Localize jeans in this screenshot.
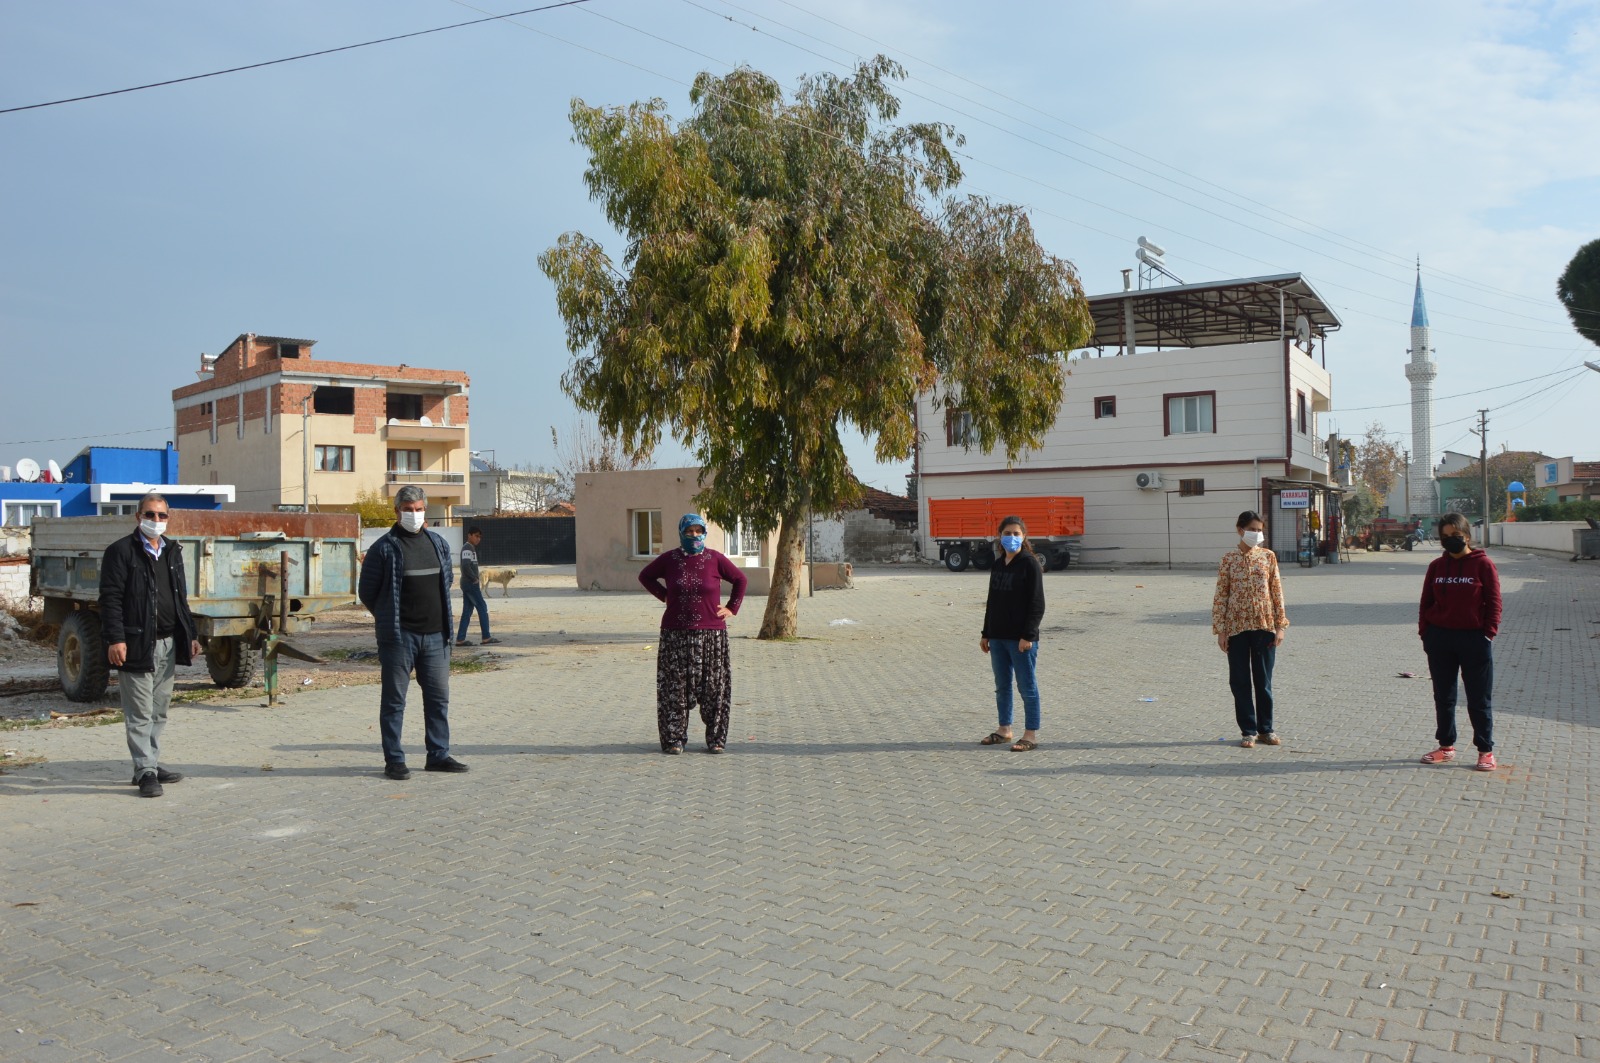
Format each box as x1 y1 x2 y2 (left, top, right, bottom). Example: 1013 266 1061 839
378 630 452 766
457 583 490 641
1226 629 1276 737
989 639 1041 732
1422 625 1494 752
121 636 176 776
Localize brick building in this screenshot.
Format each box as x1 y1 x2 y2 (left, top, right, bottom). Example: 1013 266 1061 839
171 334 470 518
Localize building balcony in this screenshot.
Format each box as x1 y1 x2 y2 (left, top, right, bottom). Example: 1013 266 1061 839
385 470 467 501
383 422 466 445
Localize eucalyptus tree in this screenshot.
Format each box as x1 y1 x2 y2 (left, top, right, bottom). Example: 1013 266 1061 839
540 57 1093 638
1557 238 1600 349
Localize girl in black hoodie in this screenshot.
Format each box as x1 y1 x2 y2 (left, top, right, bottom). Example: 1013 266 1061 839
977 516 1047 752
1417 512 1502 771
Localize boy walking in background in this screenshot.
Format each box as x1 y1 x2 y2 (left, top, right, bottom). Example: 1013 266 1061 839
1418 512 1502 771
456 526 500 647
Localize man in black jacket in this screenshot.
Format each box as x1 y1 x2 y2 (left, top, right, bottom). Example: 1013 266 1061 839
99 492 201 797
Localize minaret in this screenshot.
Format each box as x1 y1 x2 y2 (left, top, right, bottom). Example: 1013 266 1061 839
1403 268 1437 517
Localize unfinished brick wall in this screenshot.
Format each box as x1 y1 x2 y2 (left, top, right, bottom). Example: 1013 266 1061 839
420 394 446 425
354 387 383 435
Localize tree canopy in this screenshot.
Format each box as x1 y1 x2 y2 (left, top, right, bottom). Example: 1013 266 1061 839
1556 237 1600 349
540 58 1093 637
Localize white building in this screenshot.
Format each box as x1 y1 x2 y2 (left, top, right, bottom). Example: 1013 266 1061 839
915 273 1342 566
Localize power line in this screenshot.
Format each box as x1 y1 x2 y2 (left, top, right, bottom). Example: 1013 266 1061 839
0 426 172 447
0 0 594 115
1329 366 1588 414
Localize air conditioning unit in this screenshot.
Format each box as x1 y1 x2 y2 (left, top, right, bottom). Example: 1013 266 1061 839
1134 470 1164 491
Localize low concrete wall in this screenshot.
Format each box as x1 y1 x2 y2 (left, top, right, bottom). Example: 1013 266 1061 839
811 562 853 590
1489 521 1588 553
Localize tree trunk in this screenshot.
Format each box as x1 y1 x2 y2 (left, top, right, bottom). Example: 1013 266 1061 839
758 508 808 639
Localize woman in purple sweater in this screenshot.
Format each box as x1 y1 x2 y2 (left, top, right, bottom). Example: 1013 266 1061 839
638 514 749 754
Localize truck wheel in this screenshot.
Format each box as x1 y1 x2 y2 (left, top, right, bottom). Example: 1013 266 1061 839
206 636 259 689
944 546 969 572
1050 549 1071 570
59 611 110 702
972 548 994 570
1037 552 1050 573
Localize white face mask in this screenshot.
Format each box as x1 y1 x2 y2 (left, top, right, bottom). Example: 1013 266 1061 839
139 519 167 539
1242 530 1265 548
398 511 426 533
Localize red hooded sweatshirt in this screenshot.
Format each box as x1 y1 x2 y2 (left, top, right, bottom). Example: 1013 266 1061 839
1418 548 1502 638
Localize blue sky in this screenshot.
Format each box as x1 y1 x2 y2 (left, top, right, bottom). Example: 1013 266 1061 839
3 0 1598 493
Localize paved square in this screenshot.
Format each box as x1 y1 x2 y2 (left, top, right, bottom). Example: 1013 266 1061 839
2 548 1596 1062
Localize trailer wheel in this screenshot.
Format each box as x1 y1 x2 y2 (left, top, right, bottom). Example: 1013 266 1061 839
206 636 259 689
1050 549 1071 570
944 546 969 572
1037 552 1049 573
972 547 994 570
58 611 110 703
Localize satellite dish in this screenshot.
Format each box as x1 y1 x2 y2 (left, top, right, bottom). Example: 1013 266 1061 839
1294 314 1313 351
419 415 432 427
47 460 62 483
388 417 398 425
15 458 40 482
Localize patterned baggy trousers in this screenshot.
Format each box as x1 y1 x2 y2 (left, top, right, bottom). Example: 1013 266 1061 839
656 628 731 751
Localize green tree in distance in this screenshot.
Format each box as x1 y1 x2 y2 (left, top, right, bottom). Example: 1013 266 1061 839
540 58 1093 638
1556 238 1600 349
1353 421 1404 501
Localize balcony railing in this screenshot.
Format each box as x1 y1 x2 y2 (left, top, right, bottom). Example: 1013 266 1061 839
385 471 466 485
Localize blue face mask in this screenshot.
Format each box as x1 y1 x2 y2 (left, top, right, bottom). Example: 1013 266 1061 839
1000 534 1023 554
678 513 708 554
680 531 707 554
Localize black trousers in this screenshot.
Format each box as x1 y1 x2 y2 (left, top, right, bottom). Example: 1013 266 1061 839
1422 625 1494 753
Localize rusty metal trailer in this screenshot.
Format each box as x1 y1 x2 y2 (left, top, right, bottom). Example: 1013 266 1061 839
29 512 360 702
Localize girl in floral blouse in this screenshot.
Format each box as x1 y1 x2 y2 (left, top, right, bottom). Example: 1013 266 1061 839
1211 510 1289 748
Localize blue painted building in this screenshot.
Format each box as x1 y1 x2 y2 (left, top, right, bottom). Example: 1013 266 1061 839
1 444 233 525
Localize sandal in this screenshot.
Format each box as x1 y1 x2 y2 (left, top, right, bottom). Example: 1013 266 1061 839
707 745 725 754
980 732 1014 745
1010 739 1038 752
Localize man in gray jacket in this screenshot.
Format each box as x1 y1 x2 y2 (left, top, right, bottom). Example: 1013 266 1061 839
357 486 468 780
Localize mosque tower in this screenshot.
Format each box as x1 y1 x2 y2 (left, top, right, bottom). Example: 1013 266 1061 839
1403 268 1437 517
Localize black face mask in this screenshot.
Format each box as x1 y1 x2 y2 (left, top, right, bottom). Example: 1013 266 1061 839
1441 535 1467 554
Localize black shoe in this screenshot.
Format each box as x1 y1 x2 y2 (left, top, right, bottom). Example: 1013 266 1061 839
132 768 184 785
424 756 469 773
137 772 164 798
384 763 412 781
481 637 502 645
457 640 475 647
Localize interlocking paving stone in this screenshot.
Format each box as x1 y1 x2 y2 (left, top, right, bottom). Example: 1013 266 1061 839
2 549 1595 1061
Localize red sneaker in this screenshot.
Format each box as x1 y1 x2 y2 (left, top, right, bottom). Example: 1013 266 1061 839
1419 747 1456 765
1475 752 1497 772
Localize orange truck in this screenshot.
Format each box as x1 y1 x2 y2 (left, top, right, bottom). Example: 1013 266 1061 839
927 496 1085 572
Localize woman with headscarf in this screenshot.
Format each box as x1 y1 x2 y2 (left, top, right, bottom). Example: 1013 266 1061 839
638 514 749 754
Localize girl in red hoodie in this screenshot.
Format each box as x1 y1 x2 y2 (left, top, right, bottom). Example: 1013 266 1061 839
1418 512 1502 771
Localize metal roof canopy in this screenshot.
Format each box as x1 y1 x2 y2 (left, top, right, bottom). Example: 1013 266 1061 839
1083 273 1342 352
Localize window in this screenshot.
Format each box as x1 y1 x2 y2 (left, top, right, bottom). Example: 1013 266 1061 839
1179 478 1205 497
4 501 59 526
1164 391 1215 435
945 409 975 447
1296 391 1308 434
387 449 422 473
314 445 354 472
726 519 762 558
278 343 301 359
631 509 663 557
313 386 355 415
1094 396 1117 419
386 393 423 421
98 502 140 516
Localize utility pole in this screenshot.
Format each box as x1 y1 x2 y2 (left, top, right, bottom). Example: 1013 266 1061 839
1476 409 1490 548
1401 449 1411 520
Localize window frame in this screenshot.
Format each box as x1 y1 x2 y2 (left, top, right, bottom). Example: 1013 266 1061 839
727 519 762 558
630 509 664 557
313 444 355 472
386 393 424 422
3 501 61 526
313 385 356 415
1163 390 1217 436
387 448 423 473
1094 395 1117 419
945 408 975 447
1296 390 1308 435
